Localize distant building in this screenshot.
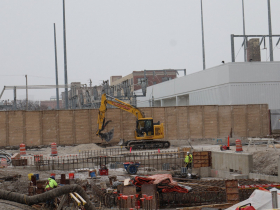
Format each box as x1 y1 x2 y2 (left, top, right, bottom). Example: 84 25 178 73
0 100 13 110
110 69 177 97
135 62 280 109
40 96 63 110
61 82 103 109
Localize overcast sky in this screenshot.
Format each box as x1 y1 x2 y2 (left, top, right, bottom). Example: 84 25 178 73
0 0 279 101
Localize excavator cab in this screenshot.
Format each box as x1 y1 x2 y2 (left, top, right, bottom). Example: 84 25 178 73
136 119 154 137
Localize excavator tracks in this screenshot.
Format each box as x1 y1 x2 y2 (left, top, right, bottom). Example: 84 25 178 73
124 140 170 150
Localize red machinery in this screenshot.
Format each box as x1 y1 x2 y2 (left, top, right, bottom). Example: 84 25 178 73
98 156 108 176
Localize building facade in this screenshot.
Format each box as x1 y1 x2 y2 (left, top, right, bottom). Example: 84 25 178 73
110 70 178 94
135 62 280 109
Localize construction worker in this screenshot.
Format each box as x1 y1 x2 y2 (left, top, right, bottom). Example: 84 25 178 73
45 176 58 207
184 152 193 169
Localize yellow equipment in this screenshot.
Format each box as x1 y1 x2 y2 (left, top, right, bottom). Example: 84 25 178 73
96 93 170 150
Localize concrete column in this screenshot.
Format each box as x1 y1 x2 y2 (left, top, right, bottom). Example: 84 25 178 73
176 96 178 106
161 99 163 107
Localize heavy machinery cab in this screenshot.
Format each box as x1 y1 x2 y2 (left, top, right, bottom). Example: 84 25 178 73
136 118 155 137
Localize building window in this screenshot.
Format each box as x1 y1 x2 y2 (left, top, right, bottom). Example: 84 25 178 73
131 78 133 85
162 77 172 82
138 78 144 84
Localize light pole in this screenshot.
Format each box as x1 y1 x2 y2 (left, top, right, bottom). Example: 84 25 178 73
267 0 273 61
242 0 247 62
63 0 68 109
201 0 206 70
25 75 28 110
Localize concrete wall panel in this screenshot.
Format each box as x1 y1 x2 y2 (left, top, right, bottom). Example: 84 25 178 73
90 109 100 143
218 106 232 137
177 107 188 139
42 111 57 145
189 106 203 138
59 111 74 145
166 107 177 140
8 111 24 146
248 105 261 137
75 110 90 144
261 104 269 136
204 106 218 138
121 109 135 141
141 108 152 118
0 112 6 146
232 106 247 137
26 112 40 146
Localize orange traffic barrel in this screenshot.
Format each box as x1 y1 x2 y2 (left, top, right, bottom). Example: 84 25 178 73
51 143 58 156
20 143 26 156
1 158 7 167
235 139 243 152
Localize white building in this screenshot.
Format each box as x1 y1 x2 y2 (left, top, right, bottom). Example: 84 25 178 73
135 62 280 110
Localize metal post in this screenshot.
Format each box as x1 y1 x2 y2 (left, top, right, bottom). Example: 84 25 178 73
267 0 274 61
25 75 28 110
184 69 186 76
54 23 60 110
63 0 68 109
13 86 17 110
272 190 278 208
242 0 247 62
231 34 235 62
200 0 206 70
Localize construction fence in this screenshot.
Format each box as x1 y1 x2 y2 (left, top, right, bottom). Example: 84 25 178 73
34 150 186 171
0 104 269 147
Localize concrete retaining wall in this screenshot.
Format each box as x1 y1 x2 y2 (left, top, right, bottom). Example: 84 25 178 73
0 104 269 147
211 152 280 182
212 151 253 175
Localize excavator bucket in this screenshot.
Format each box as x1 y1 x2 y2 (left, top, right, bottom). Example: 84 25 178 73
117 138 126 146
100 128 114 142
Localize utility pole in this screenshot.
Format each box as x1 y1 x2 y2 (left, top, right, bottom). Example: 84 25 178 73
201 0 206 70
13 87 17 110
25 75 28 110
63 0 68 109
242 0 247 62
54 23 60 110
267 0 274 61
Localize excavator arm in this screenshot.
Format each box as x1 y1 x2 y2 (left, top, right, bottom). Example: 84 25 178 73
96 93 144 142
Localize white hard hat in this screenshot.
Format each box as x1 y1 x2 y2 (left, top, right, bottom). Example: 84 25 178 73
187 152 190 154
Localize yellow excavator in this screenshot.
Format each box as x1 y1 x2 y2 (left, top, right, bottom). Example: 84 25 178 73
96 93 170 150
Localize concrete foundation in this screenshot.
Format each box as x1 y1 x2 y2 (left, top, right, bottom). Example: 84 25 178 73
212 151 253 175
248 173 279 182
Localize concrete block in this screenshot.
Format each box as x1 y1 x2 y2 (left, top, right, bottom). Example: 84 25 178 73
191 168 200 175
225 171 232 179
211 169 218 177
212 151 253 175
230 174 248 179
249 173 258 179
200 167 211 177
270 176 278 183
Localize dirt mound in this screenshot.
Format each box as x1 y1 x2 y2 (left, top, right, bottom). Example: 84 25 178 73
253 149 280 175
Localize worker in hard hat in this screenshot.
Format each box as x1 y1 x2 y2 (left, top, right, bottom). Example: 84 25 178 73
184 152 193 169
45 176 58 207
